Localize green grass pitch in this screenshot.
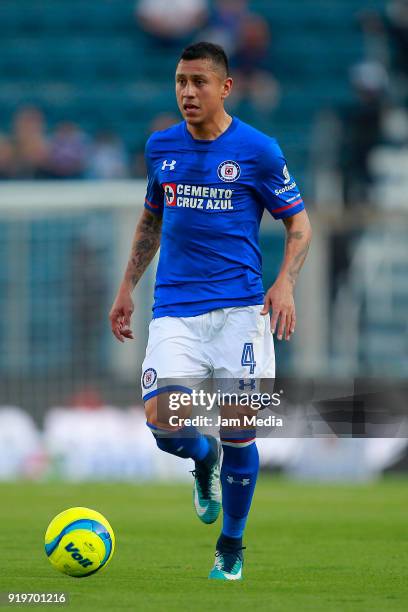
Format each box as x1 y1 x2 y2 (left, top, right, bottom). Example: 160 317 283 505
0 476 407 611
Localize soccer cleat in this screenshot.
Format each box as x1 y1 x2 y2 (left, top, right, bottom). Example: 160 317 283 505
191 436 221 524
208 548 244 581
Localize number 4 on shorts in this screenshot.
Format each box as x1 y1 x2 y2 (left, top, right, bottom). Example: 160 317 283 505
241 342 256 375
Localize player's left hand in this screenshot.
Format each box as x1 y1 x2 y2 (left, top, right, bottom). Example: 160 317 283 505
261 279 296 341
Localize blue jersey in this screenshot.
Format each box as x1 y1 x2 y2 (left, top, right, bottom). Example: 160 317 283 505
144 117 305 318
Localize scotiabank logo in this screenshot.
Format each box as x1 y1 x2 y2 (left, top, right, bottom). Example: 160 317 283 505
163 183 176 206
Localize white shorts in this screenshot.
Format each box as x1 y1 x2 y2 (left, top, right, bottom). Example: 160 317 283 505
141 305 275 401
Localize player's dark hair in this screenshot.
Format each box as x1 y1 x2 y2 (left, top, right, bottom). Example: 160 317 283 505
179 42 230 77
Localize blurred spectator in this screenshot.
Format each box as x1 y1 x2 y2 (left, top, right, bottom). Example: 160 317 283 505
47 122 90 179
68 388 105 409
232 14 280 112
358 10 389 67
136 0 208 45
132 112 179 178
233 13 271 74
0 135 16 180
385 0 408 76
200 1 279 111
12 106 50 179
199 0 248 56
338 61 389 206
87 131 129 179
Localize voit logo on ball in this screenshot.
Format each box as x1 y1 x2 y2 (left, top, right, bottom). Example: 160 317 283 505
217 160 241 182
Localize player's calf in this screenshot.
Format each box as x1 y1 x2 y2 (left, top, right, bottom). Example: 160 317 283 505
144 393 214 463
208 428 259 579
145 393 221 524
191 435 222 524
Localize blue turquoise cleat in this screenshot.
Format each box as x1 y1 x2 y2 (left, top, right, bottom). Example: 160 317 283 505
191 436 221 525
208 548 244 581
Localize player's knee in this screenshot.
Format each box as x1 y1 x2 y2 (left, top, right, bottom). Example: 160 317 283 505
144 397 159 427
144 395 180 430
144 393 192 430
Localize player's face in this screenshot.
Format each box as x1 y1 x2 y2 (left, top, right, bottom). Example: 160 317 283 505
175 59 232 126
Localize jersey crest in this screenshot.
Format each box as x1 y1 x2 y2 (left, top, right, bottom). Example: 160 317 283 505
217 160 241 182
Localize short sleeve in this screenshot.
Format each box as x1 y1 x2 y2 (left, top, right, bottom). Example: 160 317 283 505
144 138 164 216
257 139 305 219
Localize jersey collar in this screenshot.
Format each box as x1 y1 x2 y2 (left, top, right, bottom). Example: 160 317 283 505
183 116 238 146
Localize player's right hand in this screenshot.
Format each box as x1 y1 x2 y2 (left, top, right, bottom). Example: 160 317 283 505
109 288 134 343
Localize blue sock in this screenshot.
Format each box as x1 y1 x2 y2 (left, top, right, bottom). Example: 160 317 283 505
147 423 210 462
220 436 259 539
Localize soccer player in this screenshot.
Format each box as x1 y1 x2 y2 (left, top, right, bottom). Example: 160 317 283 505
109 42 312 581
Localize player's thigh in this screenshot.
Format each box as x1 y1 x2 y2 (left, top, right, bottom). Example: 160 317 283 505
212 305 275 432
213 305 275 379
141 316 209 428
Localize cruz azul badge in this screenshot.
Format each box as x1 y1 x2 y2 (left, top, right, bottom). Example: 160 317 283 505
142 368 157 389
217 160 241 182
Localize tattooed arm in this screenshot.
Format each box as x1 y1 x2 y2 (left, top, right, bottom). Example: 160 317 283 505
121 209 162 291
109 209 162 342
261 210 312 341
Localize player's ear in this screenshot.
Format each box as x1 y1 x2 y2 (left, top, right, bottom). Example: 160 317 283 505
221 77 233 100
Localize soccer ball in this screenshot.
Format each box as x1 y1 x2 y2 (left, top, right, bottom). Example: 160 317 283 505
44 507 115 577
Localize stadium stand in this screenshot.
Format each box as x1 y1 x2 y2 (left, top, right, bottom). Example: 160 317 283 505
0 0 386 184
